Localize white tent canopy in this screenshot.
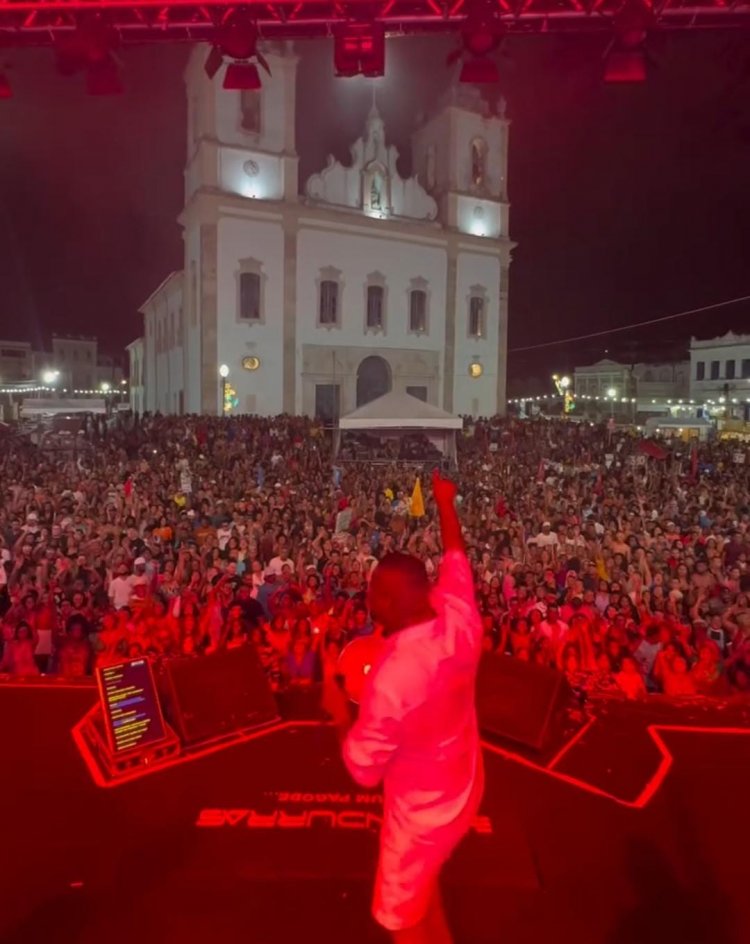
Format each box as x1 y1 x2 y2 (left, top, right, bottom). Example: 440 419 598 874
338 391 462 431
336 392 461 463
20 398 107 416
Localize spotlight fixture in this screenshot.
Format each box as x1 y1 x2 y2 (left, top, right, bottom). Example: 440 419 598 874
55 20 123 95
0 70 11 100
447 0 504 84
333 22 385 78
603 0 655 84
204 14 270 91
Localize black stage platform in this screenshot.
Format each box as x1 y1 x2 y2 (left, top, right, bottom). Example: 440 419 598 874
2 683 750 944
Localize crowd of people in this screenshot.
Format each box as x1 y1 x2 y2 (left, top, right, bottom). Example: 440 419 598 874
1 412 749 706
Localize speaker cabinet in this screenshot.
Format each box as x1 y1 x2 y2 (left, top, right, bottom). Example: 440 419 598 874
157 647 279 747
476 654 571 752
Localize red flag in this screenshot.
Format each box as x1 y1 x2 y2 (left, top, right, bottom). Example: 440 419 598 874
124 478 133 498
537 459 546 482
638 440 668 461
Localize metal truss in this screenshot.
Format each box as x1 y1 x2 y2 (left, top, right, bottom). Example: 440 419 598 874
0 0 749 45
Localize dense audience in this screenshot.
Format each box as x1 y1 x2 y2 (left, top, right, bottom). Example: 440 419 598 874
1 412 749 706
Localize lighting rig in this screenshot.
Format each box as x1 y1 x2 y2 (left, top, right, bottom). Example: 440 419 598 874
0 0 748 97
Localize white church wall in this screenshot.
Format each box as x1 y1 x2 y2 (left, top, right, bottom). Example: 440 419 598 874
216 214 286 415
184 227 202 414
453 251 501 417
220 147 285 201
296 224 448 353
212 65 290 154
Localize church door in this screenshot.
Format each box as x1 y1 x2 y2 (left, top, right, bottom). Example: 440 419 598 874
356 356 391 407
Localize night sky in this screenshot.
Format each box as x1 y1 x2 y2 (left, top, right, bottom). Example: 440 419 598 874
1 31 750 388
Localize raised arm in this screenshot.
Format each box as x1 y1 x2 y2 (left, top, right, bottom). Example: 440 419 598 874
432 469 464 555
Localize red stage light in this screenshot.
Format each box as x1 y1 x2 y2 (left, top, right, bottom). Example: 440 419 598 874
218 17 260 62
205 14 270 90
613 0 655 49
0 71 11 99
334 23 385 77
603 49 647 84
447 0 503 85
223 62 262 91
460 56 500 84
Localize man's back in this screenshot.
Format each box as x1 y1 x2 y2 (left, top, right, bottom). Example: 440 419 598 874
344 549 482 829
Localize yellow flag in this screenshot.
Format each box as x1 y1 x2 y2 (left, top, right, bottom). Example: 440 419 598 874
410 477 425 518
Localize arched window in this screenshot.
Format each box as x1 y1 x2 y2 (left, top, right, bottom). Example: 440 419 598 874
319 281 339 326
408 277 429 334
240 90 261 133
470 138 486 188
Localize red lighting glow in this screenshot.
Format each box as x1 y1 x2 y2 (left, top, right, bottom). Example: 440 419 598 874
459 56 500 83
604 49 647 83
0 71 11 98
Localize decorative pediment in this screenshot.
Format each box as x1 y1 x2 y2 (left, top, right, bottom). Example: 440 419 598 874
305 101 437 223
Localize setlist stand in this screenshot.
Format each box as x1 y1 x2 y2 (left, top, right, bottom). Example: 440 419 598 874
77 658 181 785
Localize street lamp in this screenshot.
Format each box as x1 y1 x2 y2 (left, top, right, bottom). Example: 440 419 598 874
606 387 617 419
42 369 59 386
219 364 229 415
100 382 111 394
552 374 572 416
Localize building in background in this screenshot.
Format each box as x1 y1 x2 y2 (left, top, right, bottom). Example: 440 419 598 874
573 358 689 416
0 334 123 394
690 332 750 422
0 341 34 384
126 337 145 416
130 43 513 419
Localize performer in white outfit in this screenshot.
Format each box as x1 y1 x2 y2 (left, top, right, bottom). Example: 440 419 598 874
342 469 484 943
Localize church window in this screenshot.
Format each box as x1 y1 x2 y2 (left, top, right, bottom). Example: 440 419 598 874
469 294 486 339
409 287 428 334
319 280 339 326
366 286 384 330
240 90 261 134
239 272 261 321
237 259 264 323
470 138 486 188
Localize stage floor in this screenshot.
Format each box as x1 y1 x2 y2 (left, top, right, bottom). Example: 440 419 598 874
2 685 750 944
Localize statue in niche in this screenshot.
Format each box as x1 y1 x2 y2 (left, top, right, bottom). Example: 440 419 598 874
370 173 383 210
471 140 485 188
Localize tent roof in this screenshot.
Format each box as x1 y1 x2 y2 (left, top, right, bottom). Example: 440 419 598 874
339 391 463 430
645 415 714 428
21 398 107 416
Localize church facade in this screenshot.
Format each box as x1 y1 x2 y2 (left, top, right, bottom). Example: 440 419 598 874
133 44 513 419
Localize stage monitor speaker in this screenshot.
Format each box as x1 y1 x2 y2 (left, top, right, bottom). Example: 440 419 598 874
158 647 279 747
476 654 571 752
